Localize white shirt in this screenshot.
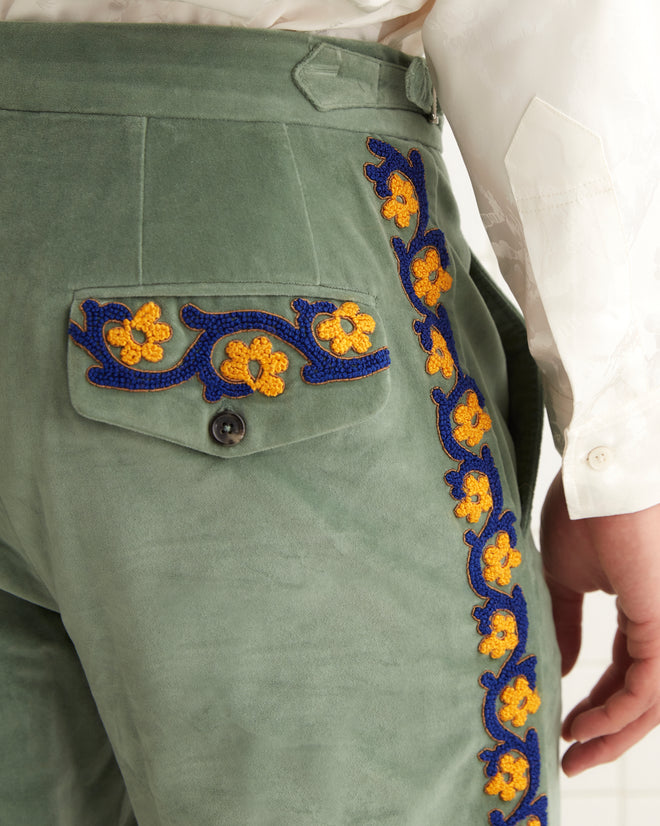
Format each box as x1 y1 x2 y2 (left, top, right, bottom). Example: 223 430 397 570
3 0 659 520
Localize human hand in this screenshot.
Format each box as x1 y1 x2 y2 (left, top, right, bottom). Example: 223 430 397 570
540 472 660 776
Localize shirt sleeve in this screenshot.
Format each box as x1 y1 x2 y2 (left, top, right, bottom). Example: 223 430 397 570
422 0 660 519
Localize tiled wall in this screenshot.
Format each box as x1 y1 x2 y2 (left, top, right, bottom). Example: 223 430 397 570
443 124 660 823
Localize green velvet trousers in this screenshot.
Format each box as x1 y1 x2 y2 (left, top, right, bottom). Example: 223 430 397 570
0 23 560 826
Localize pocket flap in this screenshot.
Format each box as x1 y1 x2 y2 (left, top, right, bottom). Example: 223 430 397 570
68 283 391 458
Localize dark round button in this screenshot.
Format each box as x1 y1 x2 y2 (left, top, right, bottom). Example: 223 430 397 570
209 410 246 446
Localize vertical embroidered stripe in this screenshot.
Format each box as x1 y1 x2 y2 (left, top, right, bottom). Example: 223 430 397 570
364 138 547 826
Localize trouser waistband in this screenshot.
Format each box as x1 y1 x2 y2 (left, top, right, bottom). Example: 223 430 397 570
0 22 441 138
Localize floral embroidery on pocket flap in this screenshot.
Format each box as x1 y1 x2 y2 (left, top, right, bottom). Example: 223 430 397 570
67 284 390 458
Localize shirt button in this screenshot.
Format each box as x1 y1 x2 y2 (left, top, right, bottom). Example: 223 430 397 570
209 410 246 446
586 446 611 471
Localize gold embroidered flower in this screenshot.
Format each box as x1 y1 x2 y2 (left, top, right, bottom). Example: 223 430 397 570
106 301 172 366
484 752 530 802
483 532 522 587
411 248 453 307
453 472 493 523
478 612 519 659
220 336 289 397
453 391 492 447
527 818 542 826
381 173 419 228
425 328 454 378
316 302 376 355
499 676 541 728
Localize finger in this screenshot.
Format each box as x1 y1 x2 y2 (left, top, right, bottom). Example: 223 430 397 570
563 630 631 740
562 703 660 776
562 661 624 741
618 612 660 663
569 656 660 743
563 630 629 740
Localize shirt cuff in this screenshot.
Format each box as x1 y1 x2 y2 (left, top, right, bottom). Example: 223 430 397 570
561 388 660 519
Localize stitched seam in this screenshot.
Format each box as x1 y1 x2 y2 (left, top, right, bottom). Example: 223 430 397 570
512 177 612 202
137 116 148 286
0 107 441 151
515 187 615 213
282 122 321 285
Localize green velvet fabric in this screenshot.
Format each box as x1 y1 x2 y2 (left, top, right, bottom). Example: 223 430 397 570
0 23 559 826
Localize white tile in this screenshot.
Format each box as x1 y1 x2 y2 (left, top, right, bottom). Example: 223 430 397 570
561 793 623 826
623 794 660 823
560 758 621 794
622 726 660 793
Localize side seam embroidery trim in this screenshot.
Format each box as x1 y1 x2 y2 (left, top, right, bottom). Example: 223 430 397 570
364 137 547 826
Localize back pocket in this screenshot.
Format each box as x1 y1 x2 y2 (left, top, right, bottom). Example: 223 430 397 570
67 282 390 458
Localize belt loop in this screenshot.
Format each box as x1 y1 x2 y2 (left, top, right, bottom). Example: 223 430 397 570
292 43 381 112
404 56 437 121
292 42 438 120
